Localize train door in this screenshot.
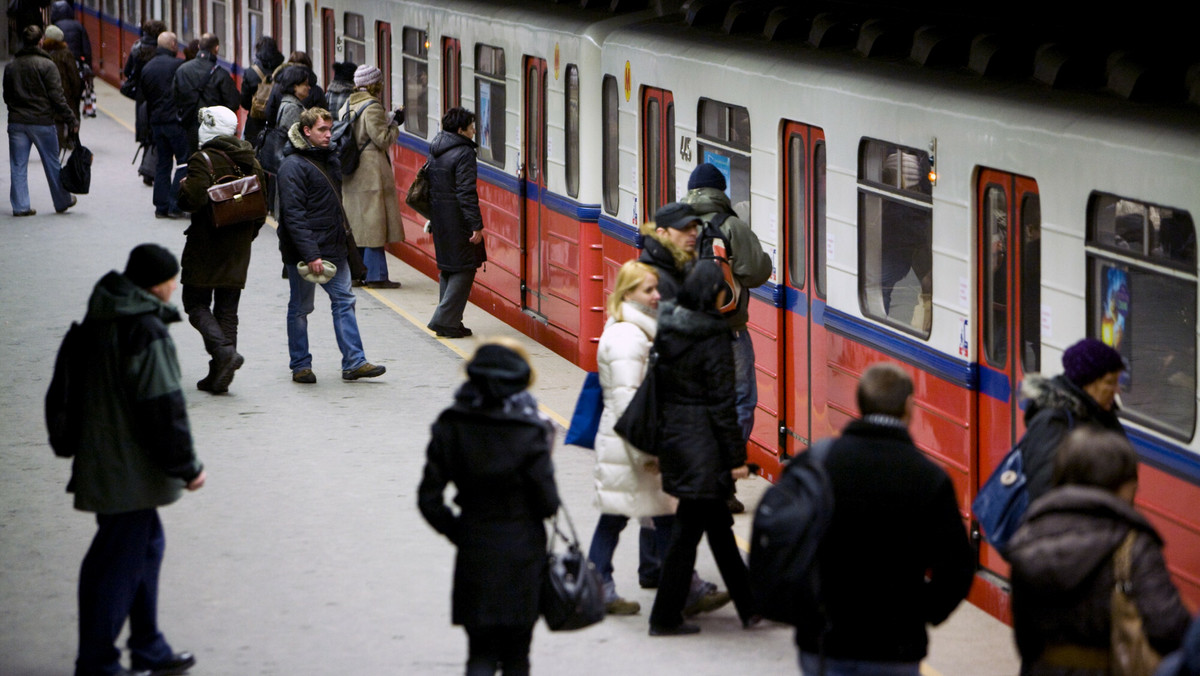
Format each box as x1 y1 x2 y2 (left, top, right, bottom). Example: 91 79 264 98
778 121 828 473
521 56 548 318
975 168 1041 575
640 87 675 222
320 8 335 86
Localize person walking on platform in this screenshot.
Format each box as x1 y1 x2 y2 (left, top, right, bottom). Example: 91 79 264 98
1007 427 1188 676
418 339 560 676
41 25 82 149
343 64 405 289
123 19 166 187
794 362 974 675
4 24 78 217
239 35 284 146
277 107 386 384
638 202 700 301
140 31 187 219
324 61 357 122
47 243 205 676
176 106 266 394
426 106 486 338
50 0 91 66
172 33 239 154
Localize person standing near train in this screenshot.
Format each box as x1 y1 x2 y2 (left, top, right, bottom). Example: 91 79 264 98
638 202 701 301
426 106 486 339
171 33 239 155
341 64 405 289
239 35 284 146
324 61 357 122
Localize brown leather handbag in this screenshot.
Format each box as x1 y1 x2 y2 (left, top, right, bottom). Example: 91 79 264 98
200 150 267 227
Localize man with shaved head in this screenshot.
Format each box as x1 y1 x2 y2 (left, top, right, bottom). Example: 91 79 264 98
139 30 188 218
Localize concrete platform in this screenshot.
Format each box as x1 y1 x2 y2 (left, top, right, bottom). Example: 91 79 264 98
0 71 1020 675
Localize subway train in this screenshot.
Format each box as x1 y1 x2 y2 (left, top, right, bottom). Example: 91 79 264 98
74 0 1200 621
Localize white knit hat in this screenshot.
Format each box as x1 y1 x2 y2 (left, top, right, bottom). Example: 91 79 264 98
353 64 383 87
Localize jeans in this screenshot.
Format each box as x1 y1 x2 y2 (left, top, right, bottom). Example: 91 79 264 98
799 653 920 676
587 514 673 598
732 329 758 444
429 269 476 330
362 246 391 282
8 123 73 213
76 510 174 676
285 260 367 372
151 123 189 215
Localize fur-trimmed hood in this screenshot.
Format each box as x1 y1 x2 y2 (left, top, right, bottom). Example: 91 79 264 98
1019 373 1089 421
655 300 728 362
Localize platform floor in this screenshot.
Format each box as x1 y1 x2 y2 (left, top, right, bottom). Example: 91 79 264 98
0 72 1021 675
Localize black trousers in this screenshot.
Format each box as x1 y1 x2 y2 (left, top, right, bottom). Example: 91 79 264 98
182 285 242 358
464 624 533 676
649 497 754 628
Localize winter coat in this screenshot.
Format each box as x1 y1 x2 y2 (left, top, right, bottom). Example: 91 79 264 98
140 48 184 126
652 300 744 499
418 384 560 627
637 225 690 302
797 416 975 661
683 186 773 331
1008 486 1189 676
594 302 677 517
264 62 325 124
50 1 90 63
239 52 283 143
342 92 403 248
177 136 267 288
172 51 239 133
1019 374 1128 503
3 46 75 125
428 129 487 272
57 271 204 514
275 94 305 135
44 41 80 136
123 34 155 83
325 80 354 121
277 123 348 266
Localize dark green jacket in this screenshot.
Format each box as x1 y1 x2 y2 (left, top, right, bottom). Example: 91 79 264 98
683 186 773 331
68 272 202 514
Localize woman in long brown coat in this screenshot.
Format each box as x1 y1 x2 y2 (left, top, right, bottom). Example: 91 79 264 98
342 64 405 288
42 26 81 149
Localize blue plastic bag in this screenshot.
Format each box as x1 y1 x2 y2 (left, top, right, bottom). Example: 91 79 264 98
564 372 603 449
972 444 1029 554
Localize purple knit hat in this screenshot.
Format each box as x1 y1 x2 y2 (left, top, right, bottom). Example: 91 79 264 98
1062 338 1125 387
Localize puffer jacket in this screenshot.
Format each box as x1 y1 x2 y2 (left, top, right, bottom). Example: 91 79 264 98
61 271 203 514
3 46 75 125
1008 486 1189 676
1019 373 1128 502
637 223 691 302
652 300 744 499
683 186 772 330
50 1 91 63
177 135 267 288
343 91 403 248
594 302 676 517
276 123 348 265
428 129 486 272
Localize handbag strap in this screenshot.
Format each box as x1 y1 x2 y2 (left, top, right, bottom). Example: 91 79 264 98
1114 530 1137 589
547 503 582 552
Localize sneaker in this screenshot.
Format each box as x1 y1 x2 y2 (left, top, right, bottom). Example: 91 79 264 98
292 368 317 384
683 590 731 617
605 597 641 615
343 362 386 380
56 195 77 213
351 279 366 287
364 280 402 289
648 622 701 636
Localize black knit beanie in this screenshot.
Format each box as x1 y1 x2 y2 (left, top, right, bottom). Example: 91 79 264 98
688 162 726 191
467 344 531 400
124 244 179 289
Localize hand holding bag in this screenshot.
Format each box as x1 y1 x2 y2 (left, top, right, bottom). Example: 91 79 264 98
541 504 605 632
972 444 1028 554
405 161 432 219
199 151 267 227
613 350 660 455
564 372 603 449
1111 531 1162 676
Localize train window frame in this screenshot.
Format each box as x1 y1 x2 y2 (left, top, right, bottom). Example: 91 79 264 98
814 140 827 299
696 97 750 224
602 74 618 215
376 22 392 111
565 64 580 199
247 0 263 59
1021 193 1042 374
857 138 934 339
343 12 366 70
320 8 334 85
180 0 194 43
1086 191 1197 441
982 183 1008 368
474 43 506 168
271 0 282 49
287 0 296 53
442 37 461 114
210 0 227 53
123 0 139 32
303 2 312 54
402 26 428 138
641 86 675 221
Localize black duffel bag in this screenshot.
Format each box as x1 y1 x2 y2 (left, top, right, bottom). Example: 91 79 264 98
540 505 605 632
60 139 93 195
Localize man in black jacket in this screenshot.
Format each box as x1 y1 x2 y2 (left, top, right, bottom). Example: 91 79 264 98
49 0 90 64
140 31 187 218
172 33 239 154
277 107 385 384
795 363 974 675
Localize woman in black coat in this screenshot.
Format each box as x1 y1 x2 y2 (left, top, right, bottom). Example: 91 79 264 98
419 339 560 675
646 262 756 635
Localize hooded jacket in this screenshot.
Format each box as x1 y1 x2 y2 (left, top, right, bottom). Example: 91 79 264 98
683 186 772 331
50 1 91 63
428 129 486 272
637 223 692 302
62 272 203 514
276 122 348 265
3 45 75 125
1008 486 1188 675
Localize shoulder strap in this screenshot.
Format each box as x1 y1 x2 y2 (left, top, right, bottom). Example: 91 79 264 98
251 64 265 81
1113 530 1137 585
198 151 216 180
299 155 351 229
206 148 245 177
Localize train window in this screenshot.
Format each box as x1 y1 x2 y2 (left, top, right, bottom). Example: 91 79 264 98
565 65 580 198
1087 192 1197 440
123 0 139 31
646 99 660 213
642 87 675 220
814 141 827 298
181 0 194 42
376 22 392 110
402 26 427 137
786 134 805 289
602 74 618 215
104 0 115 20
1021 194 1041 373
983 185 1008 367
247 0 263 56
696 98 750 224
343 13 365 68
442 37 461 113
857 139 934 338
303 2 312 54
211 0 226 50
288 0 296 53
320 8 334 84
474 44 506 167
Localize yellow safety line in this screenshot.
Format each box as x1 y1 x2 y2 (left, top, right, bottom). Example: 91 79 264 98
96 102 135 133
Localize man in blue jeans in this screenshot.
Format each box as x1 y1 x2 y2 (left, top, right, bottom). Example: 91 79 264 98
277 106 385 384
4 24 78 216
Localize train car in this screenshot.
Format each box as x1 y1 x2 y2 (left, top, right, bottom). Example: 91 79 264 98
74 0 1200 623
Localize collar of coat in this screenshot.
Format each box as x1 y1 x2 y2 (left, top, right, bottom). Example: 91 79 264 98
615 301 658 341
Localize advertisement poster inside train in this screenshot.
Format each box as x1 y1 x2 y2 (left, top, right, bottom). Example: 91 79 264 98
1100 264 1132 387
703 151 732 200
479 82 492 156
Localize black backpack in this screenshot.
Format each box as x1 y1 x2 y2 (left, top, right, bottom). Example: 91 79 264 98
748 438 834 630
331 99 378 175
697 212 740 316
45 322 87 458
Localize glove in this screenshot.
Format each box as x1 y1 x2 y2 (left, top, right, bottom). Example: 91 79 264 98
392 108 405 125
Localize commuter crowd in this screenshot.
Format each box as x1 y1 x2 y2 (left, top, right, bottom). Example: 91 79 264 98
16 15 1200 676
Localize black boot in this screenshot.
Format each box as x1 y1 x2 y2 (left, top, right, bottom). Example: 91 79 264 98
210 347 244 394
197 360 217 392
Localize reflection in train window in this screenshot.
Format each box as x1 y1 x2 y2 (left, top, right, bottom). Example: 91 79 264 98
1021 194 1041 373
602 74 618 215
343 13 365 68
696 98 750 224
181 0 194 42
442 37 460 113
402 26 427 138
247 0 262 56
211 0 226 50
474 44 506 167
1087 193 1196 440
565 65 579 198
786 133 805 289
857 139 934 338
104 0 115 20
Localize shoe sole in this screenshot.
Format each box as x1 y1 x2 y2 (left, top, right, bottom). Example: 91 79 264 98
211 353 244 393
